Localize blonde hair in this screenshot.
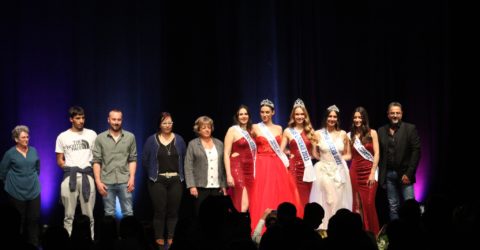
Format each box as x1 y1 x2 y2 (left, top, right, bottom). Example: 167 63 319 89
193 116 214 134
287 106 317 144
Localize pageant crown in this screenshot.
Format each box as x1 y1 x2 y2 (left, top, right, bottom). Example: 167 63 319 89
260 99 275 108
293 98 305 108
327 104 340 112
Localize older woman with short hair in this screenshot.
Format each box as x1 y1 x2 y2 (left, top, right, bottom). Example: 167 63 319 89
184 116 227 216
0 125 41 247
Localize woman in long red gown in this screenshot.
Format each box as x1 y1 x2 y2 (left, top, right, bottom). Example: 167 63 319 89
249 99 302 233
349 106 380 235
280 99 317 208
224 105 255 212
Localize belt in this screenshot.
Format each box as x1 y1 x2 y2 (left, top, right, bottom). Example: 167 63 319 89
159 172 179 178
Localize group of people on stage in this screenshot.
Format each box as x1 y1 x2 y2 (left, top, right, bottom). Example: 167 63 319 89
0 100 421 249
222 99 420 239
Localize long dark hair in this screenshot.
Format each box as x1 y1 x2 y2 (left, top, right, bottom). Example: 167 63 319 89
349 106 372 144
233 104 253 131
321 109 341 131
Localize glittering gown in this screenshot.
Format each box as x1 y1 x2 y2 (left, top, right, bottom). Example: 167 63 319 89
229 137 255 212
309 130 352 230
350 141 379 235
288 132 313 208
250 136 303 233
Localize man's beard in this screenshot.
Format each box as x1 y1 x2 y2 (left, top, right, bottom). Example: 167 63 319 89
111 125 121 131
390 121 400 129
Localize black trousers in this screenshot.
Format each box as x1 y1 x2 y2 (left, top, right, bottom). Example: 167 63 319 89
147 176 183 239
193 187 223 217
9 194 40 247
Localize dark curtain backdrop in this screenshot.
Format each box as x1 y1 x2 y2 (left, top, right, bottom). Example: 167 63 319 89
1 0 454 225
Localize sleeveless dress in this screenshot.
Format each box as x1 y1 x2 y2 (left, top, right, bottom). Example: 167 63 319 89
229 137 255 212
250 135 303 233
288 132 313 208
350 141 379 235
309 130 352 230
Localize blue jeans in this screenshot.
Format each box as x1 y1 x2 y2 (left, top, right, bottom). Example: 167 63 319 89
103 183 133 216
386 170 415 221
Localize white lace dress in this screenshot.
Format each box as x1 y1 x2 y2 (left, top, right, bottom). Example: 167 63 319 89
309 129 352 230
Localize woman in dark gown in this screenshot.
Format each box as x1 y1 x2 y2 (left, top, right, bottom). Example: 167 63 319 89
349 106 380 235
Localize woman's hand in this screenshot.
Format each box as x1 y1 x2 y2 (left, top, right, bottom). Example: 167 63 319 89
190 187 198 198
367 173 376 188
227 174 235 187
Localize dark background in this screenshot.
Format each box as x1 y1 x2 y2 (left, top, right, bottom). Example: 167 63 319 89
1 0 459 227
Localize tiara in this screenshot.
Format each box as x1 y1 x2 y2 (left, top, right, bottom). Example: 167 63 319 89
327 104 340 112
293 98 305 108
260 99 274 108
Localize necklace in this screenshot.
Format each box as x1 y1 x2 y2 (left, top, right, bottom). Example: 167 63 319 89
158 133 174 156
165 142 173 156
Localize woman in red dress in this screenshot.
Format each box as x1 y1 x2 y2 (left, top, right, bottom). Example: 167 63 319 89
280 99 317 208
349 106 380 235
224 105 255 212
249 99 302 233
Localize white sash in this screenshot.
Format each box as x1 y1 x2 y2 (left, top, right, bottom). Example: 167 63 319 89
321 129 347 184
348 132 378 181
289 128 316 182
258 122 289 167
234 125 257 176
321 129 343 166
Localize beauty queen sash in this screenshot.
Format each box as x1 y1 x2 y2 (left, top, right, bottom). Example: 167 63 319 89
347 132 378 181
258 122 289 167
234 125 257 176
289 128 316 182
321 129 343 166
321 129 346 184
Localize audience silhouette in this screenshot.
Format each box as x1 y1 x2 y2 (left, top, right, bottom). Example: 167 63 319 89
2 187 478 250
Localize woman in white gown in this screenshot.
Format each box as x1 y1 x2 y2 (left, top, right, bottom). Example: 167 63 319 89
310 105 352 230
